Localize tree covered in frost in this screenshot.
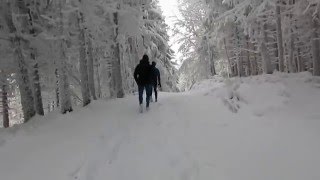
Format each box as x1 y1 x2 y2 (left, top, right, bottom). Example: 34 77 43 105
0 0 176 127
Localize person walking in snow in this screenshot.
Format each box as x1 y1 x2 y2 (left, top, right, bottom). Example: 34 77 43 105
134 55 152 112
150 61 161 102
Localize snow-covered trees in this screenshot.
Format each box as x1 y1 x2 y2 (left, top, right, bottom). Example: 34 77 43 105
176 0 320 90
0 0 176 126
142 0 177 91
173 0 215 90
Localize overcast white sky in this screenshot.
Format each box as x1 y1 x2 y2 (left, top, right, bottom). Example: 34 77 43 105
158 0 182 66
158 0 179 21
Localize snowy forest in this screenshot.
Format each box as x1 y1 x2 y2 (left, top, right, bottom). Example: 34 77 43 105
176 0 320 90
0 0 177 127
1 0 320 179
1 0 320 127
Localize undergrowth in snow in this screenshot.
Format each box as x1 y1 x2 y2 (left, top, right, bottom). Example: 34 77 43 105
191 72 320 116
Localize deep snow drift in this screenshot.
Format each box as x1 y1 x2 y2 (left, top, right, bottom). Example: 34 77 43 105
1 72 320 180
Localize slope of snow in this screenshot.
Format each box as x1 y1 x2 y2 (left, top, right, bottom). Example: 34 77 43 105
1 72 320 180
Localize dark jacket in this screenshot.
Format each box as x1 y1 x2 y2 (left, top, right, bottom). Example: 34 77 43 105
150 65 161 86
134 59 151 85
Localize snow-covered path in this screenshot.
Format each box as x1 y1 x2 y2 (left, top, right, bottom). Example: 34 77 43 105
1 74 320 180
90 93 233 180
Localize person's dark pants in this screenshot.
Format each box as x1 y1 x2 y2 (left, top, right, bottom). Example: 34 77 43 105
151 83 158 101
138 84 152 107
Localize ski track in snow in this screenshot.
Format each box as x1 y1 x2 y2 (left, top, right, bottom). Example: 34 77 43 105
1 73 320 180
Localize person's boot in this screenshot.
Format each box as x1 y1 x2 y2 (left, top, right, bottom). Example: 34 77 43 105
139 104 143 113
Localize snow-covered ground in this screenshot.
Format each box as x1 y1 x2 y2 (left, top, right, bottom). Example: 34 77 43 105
1 72 320 180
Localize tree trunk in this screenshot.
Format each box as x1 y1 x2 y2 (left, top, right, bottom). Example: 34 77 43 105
87 37 97 100
95 48 102 98
26 0 44 115
4 0 36 122
58 43 73 114
260 23 273 74
109 58 116 98
312 16 320 76
252 53 258 75
233 62 238 76
58 0 72 114
288 0 297 73
96 63 102 98
297 48 305 72
78 12 91 106
288 34 297 73
55 68 60 107
308 52 313 73
209 47 216 76
250 42 258 75
112 8 125 98
276 3 285 72
14 38 36 122
1 76 9 128
223 38 232 77
129 37 140 66
31 50 44 115
235 25 243 77
246 35 251 76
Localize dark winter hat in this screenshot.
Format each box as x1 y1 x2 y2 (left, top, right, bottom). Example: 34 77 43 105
142 54 149 61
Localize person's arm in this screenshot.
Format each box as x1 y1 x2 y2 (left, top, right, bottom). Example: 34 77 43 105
134 66 139 84
157 69 161 87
